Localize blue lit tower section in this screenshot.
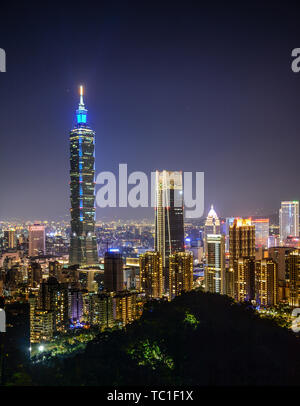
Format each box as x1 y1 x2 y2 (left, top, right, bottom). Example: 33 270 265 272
69 86 98 266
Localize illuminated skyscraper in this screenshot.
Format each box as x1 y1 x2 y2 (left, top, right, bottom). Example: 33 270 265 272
228 218 255 299
154 170 184 288
279 201 299 244
169 251 193 300
205 234 225 294
255 258 278 307
253 219 269 248
28 224 45 257
69 86 98 266
139 251 163 299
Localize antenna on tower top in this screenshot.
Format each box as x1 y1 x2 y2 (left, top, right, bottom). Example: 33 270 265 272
79 85 84 107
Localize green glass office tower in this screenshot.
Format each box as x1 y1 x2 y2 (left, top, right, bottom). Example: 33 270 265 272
69 86 98 266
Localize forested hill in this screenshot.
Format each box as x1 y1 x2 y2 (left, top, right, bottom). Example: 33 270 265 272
16 291 300 385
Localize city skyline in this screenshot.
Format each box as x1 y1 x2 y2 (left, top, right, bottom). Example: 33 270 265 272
2 4 300 220
2 2 300 389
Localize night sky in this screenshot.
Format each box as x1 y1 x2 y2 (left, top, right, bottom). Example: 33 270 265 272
1 1 300 221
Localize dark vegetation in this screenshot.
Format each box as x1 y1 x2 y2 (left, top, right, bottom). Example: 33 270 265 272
4 291 300 385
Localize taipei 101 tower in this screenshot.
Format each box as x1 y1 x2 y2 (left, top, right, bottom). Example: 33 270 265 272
69 86 98 266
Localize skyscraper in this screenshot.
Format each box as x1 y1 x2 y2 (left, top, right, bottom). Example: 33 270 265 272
154 170 184 288
169 251 193 300
205 234 225 294
279 201 299 244
28 224 45 257
69 86 98 266
228 218 255 299
104 250 124 292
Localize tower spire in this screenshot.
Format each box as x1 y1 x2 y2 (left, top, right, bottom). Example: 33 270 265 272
79 85 85 108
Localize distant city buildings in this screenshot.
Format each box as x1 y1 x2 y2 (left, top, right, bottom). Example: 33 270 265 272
279 201 299 244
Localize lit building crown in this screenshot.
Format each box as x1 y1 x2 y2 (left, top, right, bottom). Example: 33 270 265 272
76 85 88 124
205 205 220 227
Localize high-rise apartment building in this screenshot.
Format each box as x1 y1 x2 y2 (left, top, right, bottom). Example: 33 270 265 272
205 234 225 294
228 218 255 299
104 250 124 292
236 257 255 302
28 224 45 257
169 251 193 300
139 251 163 299
69 86 98 266
279 201 299 244
255 258 278 307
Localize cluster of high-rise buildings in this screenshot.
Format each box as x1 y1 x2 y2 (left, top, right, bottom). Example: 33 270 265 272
203 201 300 308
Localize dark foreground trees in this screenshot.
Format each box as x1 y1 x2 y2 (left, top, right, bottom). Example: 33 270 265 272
14 291 300 385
